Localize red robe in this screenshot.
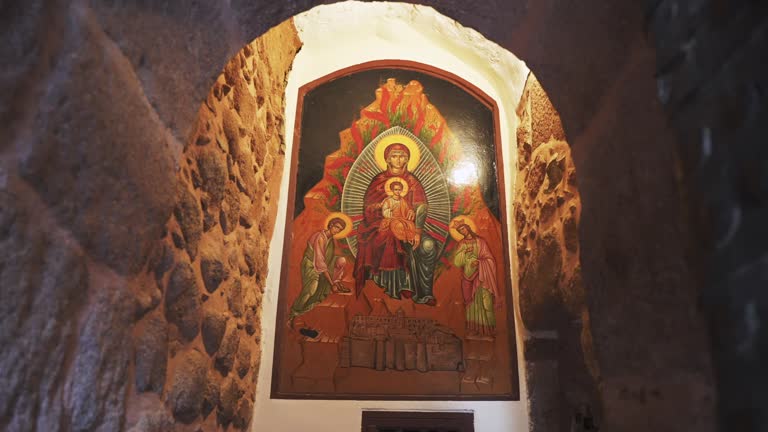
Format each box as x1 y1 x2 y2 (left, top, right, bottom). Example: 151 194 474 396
354 169 427 295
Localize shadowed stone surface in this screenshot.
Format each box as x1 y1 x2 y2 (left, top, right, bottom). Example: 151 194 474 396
201 256 229 294
1 5 297 432
132 20 300 431
0 189 88 430
515 75 600 431
135 314 168 394
65 286 135 432
228 278 244 318
0 0 46 127
126 406 175 432
174 183 203 260
202 370 222 419
198 149 228 207
233 397 254 429
220 183 242 235
215 324 240 377
149 242 174 283
236 345 252 379
571 35 716 430
167 349 207 424
133 276 162 320
245 308 258 336
647 1 768 430
217 377 244 427
17 4 175 276
165 262 201 342
202 311 227 356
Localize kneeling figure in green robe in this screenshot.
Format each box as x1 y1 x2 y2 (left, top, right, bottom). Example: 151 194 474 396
289 217 348 327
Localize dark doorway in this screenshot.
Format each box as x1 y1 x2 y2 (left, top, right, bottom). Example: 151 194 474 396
362 411 474 432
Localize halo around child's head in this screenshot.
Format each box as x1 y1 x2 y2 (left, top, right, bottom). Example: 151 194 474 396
374 134 421 171
384 176 409 196
449 216 477 241
324 212 353 239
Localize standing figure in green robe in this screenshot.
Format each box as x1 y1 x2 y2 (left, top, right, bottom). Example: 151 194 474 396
288 217 349 327
451 219 500 336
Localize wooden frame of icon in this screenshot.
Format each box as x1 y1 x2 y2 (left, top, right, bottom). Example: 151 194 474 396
272 60 519 400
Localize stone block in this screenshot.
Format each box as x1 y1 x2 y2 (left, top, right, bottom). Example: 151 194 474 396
217 377 244 428
202 311 227 356
201 255 229 294
197 149 228 207
135 314 168 393
168 349 207 424
215 324 241 377
236 345 252 379
18 10 176 276
220 183 241 235
165 262 201 342
0 189 89 429
148 242 174 283
174 183 202 260
66 285 135 432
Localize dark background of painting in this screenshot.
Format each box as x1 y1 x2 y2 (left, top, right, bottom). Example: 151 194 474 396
293 68 499 218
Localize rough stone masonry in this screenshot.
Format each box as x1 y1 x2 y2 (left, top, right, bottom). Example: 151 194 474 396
0 3 300 429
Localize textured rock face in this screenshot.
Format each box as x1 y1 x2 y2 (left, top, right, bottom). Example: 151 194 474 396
135 315 168 394
516 75 578 331
0 4 300 430
168 349 208 423
174 184 204 260
202 311 228 356
144 21 300 430
516 70 716 432
201 255 229 294
515 74 599 431
16 5 177 277
0 188 89 430
0 185 135 431
165 261 202 342
567 33 717 430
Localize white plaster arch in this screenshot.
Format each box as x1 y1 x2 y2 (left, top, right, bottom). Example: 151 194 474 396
258 2 530 431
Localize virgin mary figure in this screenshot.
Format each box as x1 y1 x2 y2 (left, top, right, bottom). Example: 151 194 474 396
353 142 438 305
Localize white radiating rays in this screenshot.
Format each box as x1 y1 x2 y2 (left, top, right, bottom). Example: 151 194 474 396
341 127 451 256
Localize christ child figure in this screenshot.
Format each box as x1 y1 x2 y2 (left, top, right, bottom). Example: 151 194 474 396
377 180 420 248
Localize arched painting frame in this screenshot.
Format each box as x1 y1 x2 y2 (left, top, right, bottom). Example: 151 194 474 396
273 60 519 401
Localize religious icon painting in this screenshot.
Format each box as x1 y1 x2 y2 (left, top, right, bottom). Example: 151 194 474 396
272 61 519 400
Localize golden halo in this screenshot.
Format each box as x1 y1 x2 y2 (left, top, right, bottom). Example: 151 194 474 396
373 134 421 171
449 216 478 241
323 212 353 239
384 177 409 196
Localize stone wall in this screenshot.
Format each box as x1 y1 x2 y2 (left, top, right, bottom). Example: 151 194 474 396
126 23 300 431
515 73 599 431
0 2 300 429
648 1 768 430
516 67 716 431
